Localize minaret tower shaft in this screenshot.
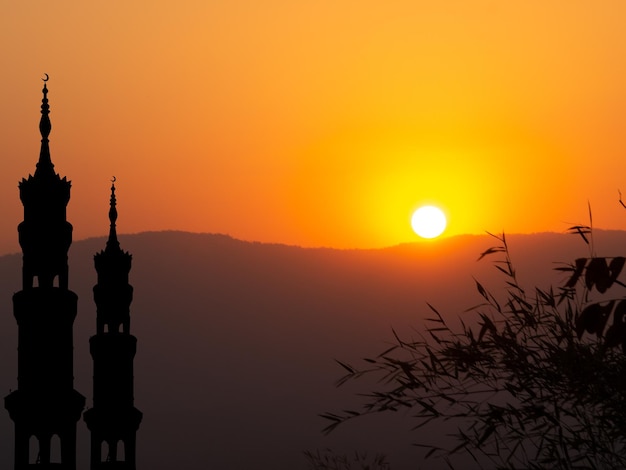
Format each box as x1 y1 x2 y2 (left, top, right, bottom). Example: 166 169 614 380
4 78 86 469
84 182 142 469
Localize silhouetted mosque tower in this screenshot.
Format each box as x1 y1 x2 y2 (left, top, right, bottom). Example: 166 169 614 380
5 78 142 469
5 78 86 468
84 181 142 469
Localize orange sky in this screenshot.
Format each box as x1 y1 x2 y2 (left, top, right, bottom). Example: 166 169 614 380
2 1 626 253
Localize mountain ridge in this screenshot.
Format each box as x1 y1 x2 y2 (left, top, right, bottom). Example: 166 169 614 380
0 229 625 469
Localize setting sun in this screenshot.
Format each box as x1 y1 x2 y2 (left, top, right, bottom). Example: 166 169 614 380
411 206 447 239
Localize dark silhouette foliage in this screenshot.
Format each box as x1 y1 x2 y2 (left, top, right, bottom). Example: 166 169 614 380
304 448 390 470
323 227 626 469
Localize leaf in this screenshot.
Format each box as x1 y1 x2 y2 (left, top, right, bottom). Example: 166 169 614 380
477 246 505 261
605 300 626 348
428 330 442 344
536 287 555 308
334 359 354 374
575 302 614 339
478 425 496 446
415 399 439 416
609 257 626 282
604 323 626 349
564 258 588 288
391 328 405 347
475 279 489 300
478 313 497 342
426 302 446 326
495 264 513 277
585 258 611 293
567 225 591 244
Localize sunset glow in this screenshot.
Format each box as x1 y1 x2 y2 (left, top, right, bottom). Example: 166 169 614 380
2 2 626 253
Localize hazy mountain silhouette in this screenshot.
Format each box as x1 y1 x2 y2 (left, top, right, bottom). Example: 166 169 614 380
0 229 624 469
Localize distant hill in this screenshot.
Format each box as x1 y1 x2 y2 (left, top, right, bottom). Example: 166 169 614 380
0 230 624 469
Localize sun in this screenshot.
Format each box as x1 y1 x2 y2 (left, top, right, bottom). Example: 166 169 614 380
411 205 447 239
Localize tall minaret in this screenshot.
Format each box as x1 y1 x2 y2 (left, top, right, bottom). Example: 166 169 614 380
4 77 86 469
84 181 142 469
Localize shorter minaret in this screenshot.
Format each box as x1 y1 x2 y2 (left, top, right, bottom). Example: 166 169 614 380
84 181 142 469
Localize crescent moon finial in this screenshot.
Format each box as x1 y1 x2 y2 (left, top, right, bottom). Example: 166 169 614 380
111 176 116 183
42 73 49 82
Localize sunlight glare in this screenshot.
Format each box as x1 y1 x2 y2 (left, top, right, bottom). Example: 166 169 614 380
411 206 447 239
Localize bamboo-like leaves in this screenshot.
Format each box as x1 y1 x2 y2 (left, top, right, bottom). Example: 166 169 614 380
567 225 592 245
575 302 614 339
323 230 626 469
604 300 626 350
560 258 588 288
561 257 626 294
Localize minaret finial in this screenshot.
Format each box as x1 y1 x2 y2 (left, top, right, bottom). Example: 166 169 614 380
106 177 121 252
35 74 54 177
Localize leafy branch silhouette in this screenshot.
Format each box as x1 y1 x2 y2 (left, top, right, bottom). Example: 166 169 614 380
323 225 626 469
304 449 390 470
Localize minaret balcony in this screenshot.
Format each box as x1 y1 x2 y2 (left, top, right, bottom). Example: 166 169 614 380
13 288 78 325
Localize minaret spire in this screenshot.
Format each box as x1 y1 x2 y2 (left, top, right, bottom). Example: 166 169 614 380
106 177 121 253
35 74 55 178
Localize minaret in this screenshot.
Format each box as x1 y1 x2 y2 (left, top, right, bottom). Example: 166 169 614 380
84 181 142 469
4 77 86 469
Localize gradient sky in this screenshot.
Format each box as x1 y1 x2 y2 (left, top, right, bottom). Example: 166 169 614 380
2 1 626 253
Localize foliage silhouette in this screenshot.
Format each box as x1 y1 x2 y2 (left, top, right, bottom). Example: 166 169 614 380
323 227 626 469
304 448 390 470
